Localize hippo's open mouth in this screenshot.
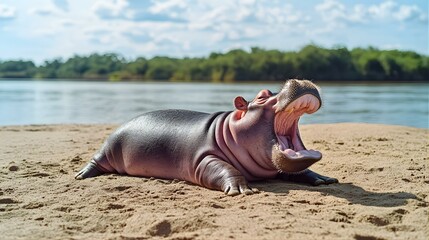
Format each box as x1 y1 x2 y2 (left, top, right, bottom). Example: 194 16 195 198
272 94 322 172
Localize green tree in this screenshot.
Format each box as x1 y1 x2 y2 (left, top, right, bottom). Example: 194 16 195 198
35 59 63 79
1 45 428 82
145 57 178 80
0 60 36 78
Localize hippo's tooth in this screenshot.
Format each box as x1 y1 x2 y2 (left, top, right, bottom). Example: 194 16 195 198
284 104 293 113
305 95 320 114
284 97 297 112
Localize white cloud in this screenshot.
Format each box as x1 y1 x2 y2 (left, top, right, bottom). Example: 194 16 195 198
30 7 58 16
316 0 370 24
350 5 368 23
92 0 131 20
0 4 16 19
256 4 305 24
394 5 427 22
315 0 428 31
30 0 71 17
149 0 186 14
186 0 309 46
92 0 185 23
315 0 345 21
60 19 74 27
368 1 396 19
367 1 427 23
238 0 255 5
53 0 69 12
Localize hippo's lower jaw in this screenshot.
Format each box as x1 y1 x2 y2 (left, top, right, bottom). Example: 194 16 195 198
272 94 322 173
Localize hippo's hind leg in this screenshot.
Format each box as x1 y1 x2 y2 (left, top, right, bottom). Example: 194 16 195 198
197 155 258 196
278 169 338 186
75 159 106 179
75 151 114 180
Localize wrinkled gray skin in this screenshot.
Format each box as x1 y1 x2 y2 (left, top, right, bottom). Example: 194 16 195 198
76 79 338 196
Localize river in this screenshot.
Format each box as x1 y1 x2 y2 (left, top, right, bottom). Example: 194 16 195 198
0 80 427 128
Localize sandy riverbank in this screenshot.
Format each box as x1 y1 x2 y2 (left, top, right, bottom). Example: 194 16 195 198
0 123 428 239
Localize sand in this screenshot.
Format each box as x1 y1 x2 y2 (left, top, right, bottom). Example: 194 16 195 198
0 123 428 240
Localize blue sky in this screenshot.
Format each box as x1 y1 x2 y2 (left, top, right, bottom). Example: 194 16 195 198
0 0 427 64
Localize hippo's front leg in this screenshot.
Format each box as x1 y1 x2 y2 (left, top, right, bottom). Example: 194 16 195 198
197 155 257 196
278 169 338 186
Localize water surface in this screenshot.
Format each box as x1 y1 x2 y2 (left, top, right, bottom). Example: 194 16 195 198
0 80 427 128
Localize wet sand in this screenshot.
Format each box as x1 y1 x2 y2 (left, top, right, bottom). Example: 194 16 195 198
0 123 428 239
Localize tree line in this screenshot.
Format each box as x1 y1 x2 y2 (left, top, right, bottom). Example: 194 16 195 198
0 45 428 82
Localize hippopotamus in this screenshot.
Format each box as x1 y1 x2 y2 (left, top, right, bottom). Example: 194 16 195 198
76 79 338 196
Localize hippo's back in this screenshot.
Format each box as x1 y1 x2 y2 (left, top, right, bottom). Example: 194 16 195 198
104 109 226 179
130 109 211 130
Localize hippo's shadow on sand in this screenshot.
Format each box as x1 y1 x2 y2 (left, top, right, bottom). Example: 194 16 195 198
253 180 421 207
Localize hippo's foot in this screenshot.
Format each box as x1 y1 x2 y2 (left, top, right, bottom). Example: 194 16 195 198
75 159 107 180
199 156 259 196
278 169 338 186
223 176 259 196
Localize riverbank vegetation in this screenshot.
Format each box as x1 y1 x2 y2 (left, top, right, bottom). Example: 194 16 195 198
0 45 428 82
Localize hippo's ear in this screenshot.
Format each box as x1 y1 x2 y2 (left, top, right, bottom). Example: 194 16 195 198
234 96 248 111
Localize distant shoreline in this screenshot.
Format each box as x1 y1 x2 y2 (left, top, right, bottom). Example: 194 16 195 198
1 45 428 82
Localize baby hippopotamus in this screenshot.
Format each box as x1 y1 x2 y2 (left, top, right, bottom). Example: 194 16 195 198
76 79 338 196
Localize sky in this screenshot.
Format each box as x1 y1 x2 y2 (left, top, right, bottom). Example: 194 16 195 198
0 0 427 64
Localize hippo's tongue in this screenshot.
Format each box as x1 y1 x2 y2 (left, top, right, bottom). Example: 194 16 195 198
276 121 322 162
277 133 322 161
